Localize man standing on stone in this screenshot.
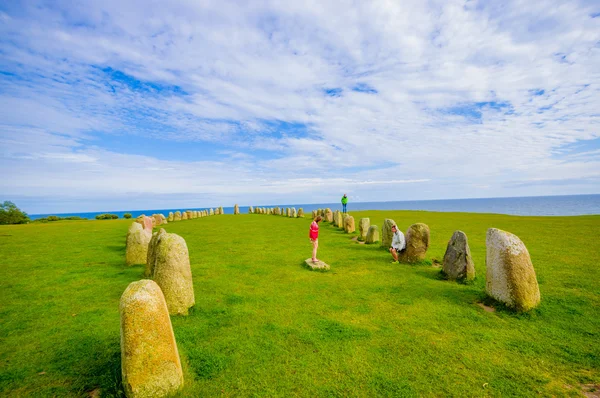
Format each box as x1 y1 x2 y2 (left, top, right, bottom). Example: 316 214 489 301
341 194 348 214
389 224 406 264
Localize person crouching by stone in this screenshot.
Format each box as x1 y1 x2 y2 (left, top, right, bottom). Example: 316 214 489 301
309 216 322 263
389 224 406 264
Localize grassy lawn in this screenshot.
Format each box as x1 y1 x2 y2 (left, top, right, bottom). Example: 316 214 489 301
0 210 599 397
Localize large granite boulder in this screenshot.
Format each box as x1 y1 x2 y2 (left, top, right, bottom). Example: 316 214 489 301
324 208 333 223
174 211 181 222
443 231 475 281
381 219 397 248
146 228 167 277
136 215 154 232
334 211 343 228
168 212 174 222
486 228 540 311
344 215 355 233
152 214 164 226
147 231 195 315
126 222 152 266
120 279 184 398
297 208 304 218
366 225 379 244
358 218 370 241
399 223 430 263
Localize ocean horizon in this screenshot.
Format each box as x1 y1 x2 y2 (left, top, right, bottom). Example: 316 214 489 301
28 194 600 220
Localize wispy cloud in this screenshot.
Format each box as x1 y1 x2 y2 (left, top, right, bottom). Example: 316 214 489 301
0 0 599 213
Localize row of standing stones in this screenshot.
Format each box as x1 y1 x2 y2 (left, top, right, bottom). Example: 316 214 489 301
123 217 200 397
245 204 305 218
120 207 541 397
309 209 540 313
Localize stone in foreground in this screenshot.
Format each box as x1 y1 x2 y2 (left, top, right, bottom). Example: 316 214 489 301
399 223 430 263
443 230 475 282
120 279 184 398
344 215 355 233
147 232 195 315
358 218 370 241
126 222 152 266
381 219 396 248
486 228 540 312
366 225 379 244
304 258 330 271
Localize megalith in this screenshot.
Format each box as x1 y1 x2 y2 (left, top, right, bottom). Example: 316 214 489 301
219 206 224 215
366 225 379 244
399 223 430 263
234 204 240 215
324 208 333 223
182 212 188 220
286 208 291 217
334 211 343 228
147 231 195 315
209 208 214 216
146 228 167 277
443 230 475 282
486 228 540 311
381 219 397 248
312 210 317 218
174 211 181 221
136 215 154 232
186 210 193 219
297 208 304 218
152 214 164 226
344 215 355 233
291 208 297 218
120 279 184 398
168 212 174 222
249 206 254 214
358 218 370 241
126 222 152 266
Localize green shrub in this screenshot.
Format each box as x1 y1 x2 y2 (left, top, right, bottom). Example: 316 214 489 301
47 216 60 222
0 201 30 225
123 213 132 219
95 213 119 220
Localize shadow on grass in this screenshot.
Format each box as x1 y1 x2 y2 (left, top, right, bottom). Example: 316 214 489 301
105 244 126 254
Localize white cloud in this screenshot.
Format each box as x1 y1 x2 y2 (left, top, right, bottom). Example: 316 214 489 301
0 0 599 213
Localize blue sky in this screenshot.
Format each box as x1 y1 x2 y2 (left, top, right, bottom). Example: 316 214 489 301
1 0 599 213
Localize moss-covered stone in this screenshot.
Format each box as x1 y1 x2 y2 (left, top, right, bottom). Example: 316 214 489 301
146 228 167 277
120 279 183 398
148 232 195 315
304 258 330 271
126 223 152 266
344 215 355 233
486 228 540 312
358 218 370 241
366 225 379 244
399 223 430 263
381 219 396 248
443 230 475 281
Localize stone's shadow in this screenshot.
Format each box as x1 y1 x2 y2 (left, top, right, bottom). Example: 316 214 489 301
106 244 126 254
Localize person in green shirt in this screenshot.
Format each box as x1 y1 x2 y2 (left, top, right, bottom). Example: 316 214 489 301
341 194 348 214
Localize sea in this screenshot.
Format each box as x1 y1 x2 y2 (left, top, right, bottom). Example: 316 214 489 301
28 194 600 220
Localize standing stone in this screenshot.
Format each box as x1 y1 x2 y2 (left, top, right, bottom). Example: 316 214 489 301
366 225 379 244
126 222 152 266
443 231 475 282
486 228 540 311
286 208 290 217
136 215 154 232
249 206 254 214
297 208 304 218
334 211 343 228
234 204 240 215
174 211 181 222
159 214 167 224
168 212 174 222
291 208 297 218
186 210 193 219
381 219 397 248
358 218 370 241
312 210 317 218
325 208 333 223
399 223 430 263
146 228 167 277
120 279 184 398
181 211 188 221
209 208 214 216
147 231 195 315
152 214 163 226
344 215 355 233
219 206 224 215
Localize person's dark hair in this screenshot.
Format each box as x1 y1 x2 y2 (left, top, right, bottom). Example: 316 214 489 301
315 216 323 222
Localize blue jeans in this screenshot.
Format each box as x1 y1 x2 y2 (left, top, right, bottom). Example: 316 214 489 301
342 204 347 213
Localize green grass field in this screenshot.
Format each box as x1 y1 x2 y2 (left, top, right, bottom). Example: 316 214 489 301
1 210 599 397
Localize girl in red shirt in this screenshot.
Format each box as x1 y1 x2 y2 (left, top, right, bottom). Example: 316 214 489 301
309 216 322 262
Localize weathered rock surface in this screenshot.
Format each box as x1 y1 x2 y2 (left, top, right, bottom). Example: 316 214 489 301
344 215 355 233
399 223 430 263
366 225 379 244
312 210 317 218
304 258 330 271
120 279 184 398
325 208 333 223
334 211 343 228
443 230 475 281
291 208 297 218
147 232 195 315
249 206 254 214
297 208 304 218
146 228 167 277
486 228 540 311
358 218 370 241
209 208 214 216
126 222 152 266
136 215 154 232
174 211 181 222
168 212 174 222
219 206 224 215
381 219 397 248
234 204 240 215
